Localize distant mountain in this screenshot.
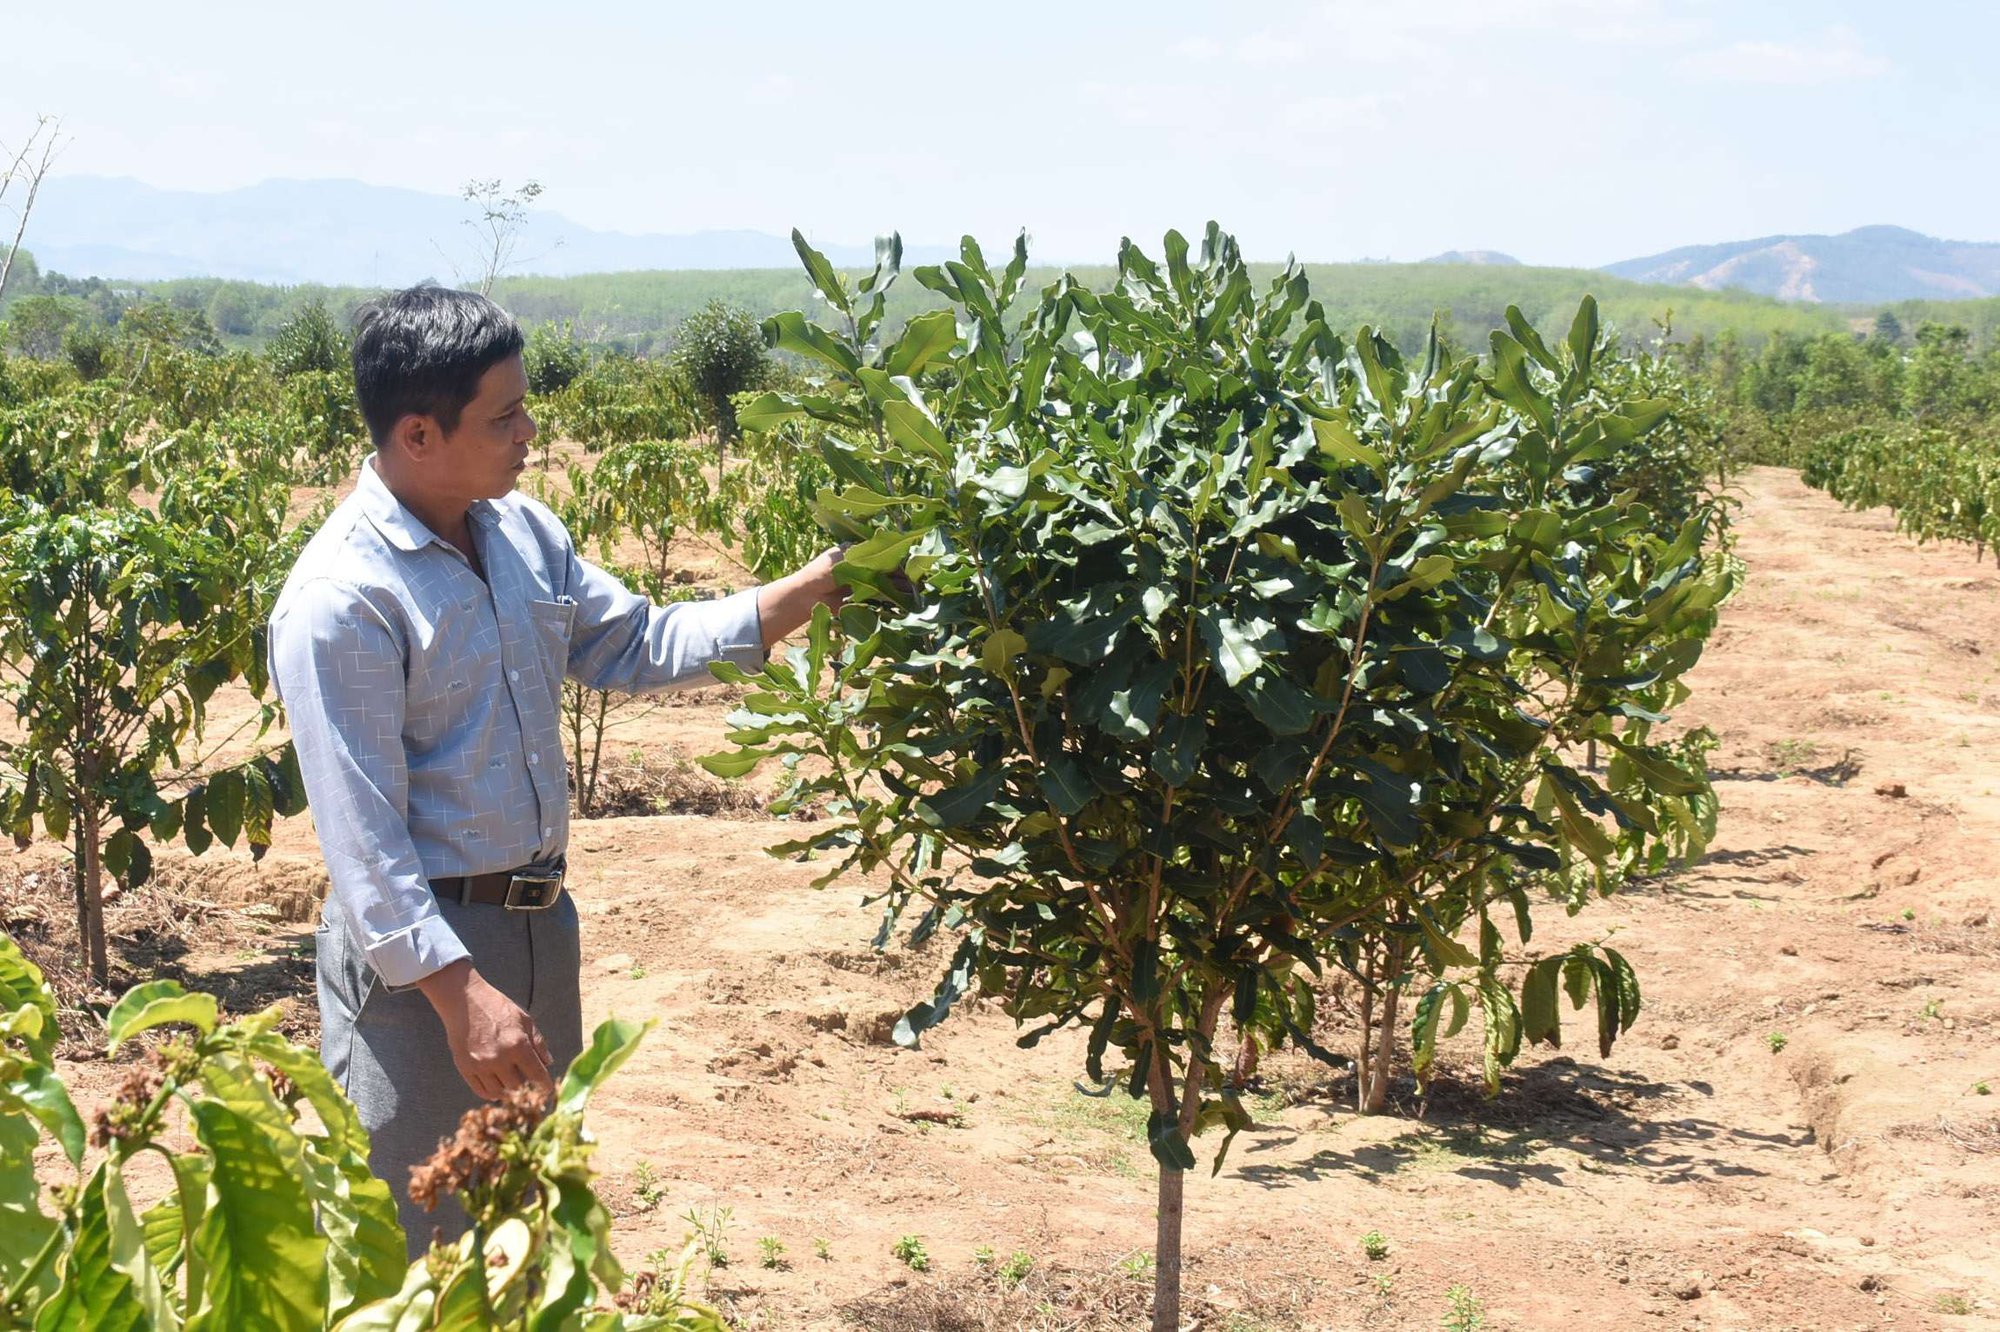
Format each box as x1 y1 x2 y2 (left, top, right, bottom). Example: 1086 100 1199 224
22 176 952 286
1602 225 2000 304
1420 250 1521 266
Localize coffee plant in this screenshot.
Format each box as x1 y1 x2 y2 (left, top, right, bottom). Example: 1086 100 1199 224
0 933 725 1329
709 225 1733 1328
0 453 312 983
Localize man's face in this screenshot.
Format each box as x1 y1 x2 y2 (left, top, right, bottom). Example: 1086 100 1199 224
434 354 537 501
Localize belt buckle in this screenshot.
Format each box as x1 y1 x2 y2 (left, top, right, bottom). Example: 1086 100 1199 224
503 866 563 911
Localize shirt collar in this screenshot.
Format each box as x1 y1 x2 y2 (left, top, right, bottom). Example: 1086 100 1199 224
356 456 498 553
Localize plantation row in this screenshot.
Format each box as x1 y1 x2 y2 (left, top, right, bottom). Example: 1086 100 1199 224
2 226 1746 1327
1793 415 2000 559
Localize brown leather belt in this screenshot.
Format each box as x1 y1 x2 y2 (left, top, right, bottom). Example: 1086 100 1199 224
431 862 566 910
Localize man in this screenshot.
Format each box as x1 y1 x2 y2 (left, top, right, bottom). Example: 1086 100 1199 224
270 284 844 1255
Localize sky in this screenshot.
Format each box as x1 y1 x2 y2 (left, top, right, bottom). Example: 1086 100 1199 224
2 0 1993 267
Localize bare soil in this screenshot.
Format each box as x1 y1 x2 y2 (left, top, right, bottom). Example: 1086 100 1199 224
20 465 2000 1330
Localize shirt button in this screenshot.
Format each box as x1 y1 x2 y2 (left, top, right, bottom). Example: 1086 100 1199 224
528 752 540 765
543 826 553 839
509 669 520 682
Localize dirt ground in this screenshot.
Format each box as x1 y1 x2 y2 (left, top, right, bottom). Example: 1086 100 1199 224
17 465 2000 1331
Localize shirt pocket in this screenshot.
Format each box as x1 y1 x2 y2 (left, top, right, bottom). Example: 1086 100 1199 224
528 597 577 687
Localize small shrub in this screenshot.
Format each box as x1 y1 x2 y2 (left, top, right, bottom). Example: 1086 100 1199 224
267 298 349 379
61 323 111 381
525 319 589 394
670 298 766 445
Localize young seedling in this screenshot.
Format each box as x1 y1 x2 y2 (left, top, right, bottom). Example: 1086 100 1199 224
892 1235 931 1272
631 1159 666 1210
757 1236 786 1270
813 1236 832 1261
1361 1230 1390 1261
973 1245 996 1268
1766 1031 1789 1054
999 1251 1035 1288
1443 1284 1487 1331
681 1202 734 1268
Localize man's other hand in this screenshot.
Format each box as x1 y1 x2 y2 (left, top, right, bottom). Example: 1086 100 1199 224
415 959 555 1100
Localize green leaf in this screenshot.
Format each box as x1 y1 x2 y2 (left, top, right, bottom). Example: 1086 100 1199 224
31 1168 147 1332
206 769 245 849
557 1017 657 1117
763 311 860 375
1238 675 1315 736
102 1159 180 1332
105 980 219 1050
884 309 959 377
736 391 805 434
1038 757 1094 817
185 1101 327 1332
981 628 1028 682
696 747 765 779
1592 958 1622 1058
0 1112 58 1306
917 766 1006 828
0 934 58 1064
1521 957 1563 1049
1197 612 1267 687
1311 417 1384 472
1150 713 1205 786
791 229 851 314
8 1064 86 1165
1146 1109 1198 1172
301 1154 405 1321
1479 978 1522 1094
1545 774 1615 865
1413 905 1477 969
880 401 951 463
893 932 982 1048
1565 295 1600 378
1603 946 1642 1035
1411 981 1466 1082
1606 737 1705 796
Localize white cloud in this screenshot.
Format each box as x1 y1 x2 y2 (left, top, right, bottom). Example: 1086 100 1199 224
1278 94 1386 136
1678 24 1892 85
1234 31 1310 67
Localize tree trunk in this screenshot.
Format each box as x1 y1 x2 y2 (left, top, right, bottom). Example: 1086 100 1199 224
1153 1163 1184 1332
1361 987 1401 1114
1146 998 1220 1332
77 803 108 984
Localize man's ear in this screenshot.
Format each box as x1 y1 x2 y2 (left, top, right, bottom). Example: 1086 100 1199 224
385 412 442 463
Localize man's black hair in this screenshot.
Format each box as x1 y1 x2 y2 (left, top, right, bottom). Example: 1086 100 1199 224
350 284 525 446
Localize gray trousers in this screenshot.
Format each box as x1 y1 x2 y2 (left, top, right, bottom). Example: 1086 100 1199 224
316 891 584 1259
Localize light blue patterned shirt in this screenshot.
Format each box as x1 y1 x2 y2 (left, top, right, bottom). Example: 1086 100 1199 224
270 459 765 989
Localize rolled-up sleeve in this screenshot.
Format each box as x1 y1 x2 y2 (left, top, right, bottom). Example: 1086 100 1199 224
562 548 766 693
271 580 469 990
